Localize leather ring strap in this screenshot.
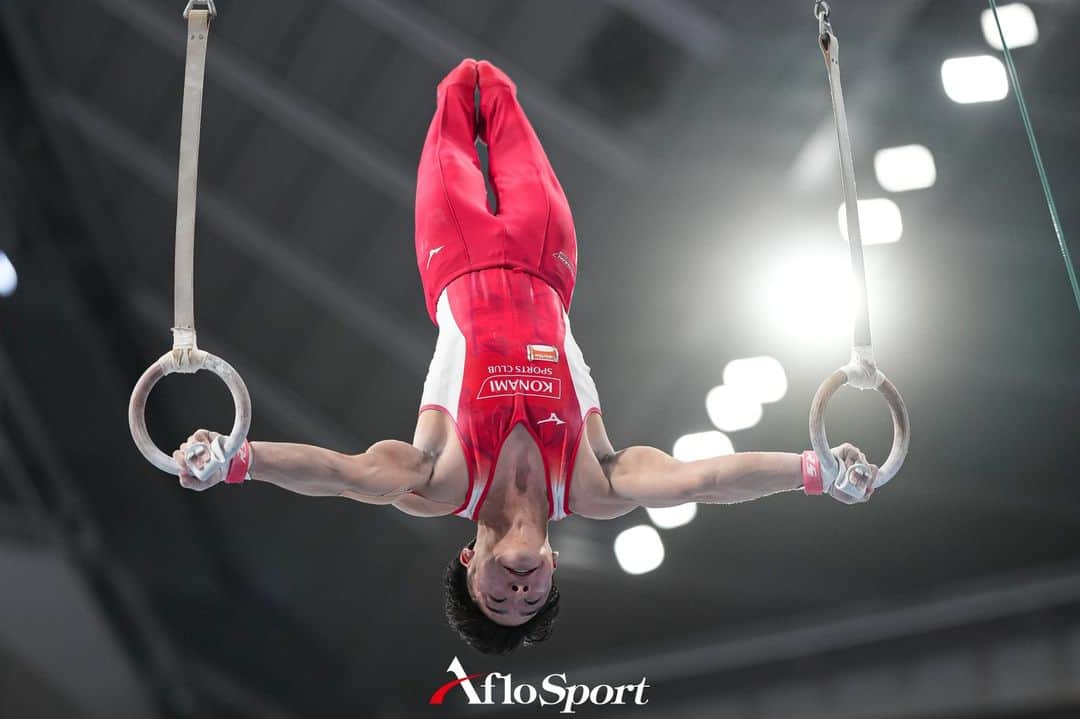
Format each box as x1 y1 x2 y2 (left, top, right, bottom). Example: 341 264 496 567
819 15 871 351
172 7 210 353
128 6 252 477
808 3 910 490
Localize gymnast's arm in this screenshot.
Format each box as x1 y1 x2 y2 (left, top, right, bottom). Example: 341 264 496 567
601 443 877 506
602 447 804 506
248 440 435 503
174 430 435 504
586 413 875 506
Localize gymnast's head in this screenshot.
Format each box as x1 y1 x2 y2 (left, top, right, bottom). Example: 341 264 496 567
443 535 560 654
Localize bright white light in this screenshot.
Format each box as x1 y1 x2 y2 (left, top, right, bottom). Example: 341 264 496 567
874 145 937 193
981 4 1038 50
646 503 698 530
941 55 1009 104
0 252 16 297
759 247 854 345
722 356 787 404
614 525 665 575
705 385 762 432
837 198 903 246
672 431 735 461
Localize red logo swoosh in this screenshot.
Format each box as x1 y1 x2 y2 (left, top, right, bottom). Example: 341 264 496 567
429 673 488 705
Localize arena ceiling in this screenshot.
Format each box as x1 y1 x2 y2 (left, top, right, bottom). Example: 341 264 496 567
0 1 1078 716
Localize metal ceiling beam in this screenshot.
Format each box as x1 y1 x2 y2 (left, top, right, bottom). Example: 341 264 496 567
602 611 1080 719
0 353 344 717
0 347 182 719
522 563 1080 690
603 0 729 63
0 426 55 562
129 287 363 452
0 260 306 719
187 657 302 719
0 19 192 708
0 504 51 545
91 0 414 200
128 288 434 535
335 0 643 177
52 91 430 375
0 405 48 524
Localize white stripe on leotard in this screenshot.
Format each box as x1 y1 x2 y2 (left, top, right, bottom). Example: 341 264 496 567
562 311 600 420
420 290 483 518
420 290 466 421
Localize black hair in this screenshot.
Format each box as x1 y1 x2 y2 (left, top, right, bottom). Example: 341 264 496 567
443 540 560 654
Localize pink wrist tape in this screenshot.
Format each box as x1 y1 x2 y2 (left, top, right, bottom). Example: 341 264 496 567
225 440 251 484
802 450 824 495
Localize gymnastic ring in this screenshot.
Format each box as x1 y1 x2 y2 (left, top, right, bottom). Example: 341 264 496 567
808 368 910 490
128 349 251 476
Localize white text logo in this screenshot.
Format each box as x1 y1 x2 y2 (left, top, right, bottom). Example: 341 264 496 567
429 657 649 713
477 375 562 400
487 364 554 376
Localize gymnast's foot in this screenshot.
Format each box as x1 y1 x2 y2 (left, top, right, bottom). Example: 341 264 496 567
438 57 479 93
477 59 516 94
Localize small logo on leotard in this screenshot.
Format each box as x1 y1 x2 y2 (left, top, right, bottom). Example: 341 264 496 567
552 251 574 275
537 413 566 426
427 245 445 269
527 344 559 363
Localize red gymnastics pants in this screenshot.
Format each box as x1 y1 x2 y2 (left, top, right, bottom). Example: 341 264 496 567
414 59 578 324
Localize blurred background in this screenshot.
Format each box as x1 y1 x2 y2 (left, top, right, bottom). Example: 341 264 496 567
1 0 1078 717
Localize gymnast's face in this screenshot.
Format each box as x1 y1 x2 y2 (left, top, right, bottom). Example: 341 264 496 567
461 543 558 626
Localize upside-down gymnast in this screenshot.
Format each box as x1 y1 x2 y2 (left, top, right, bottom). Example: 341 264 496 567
174 59 879 655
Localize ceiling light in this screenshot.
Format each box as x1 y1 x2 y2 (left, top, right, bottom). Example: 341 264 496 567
705 385 762 432
646 503 698 530
838 198 903 246
874 144 937 193
614 525 665 575
941 55 1009 104
722 356 788 404
981 4 1038 50
672 431 735 461
0 251 17 297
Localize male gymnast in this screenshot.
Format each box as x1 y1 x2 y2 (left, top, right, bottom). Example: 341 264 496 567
174 60 878 655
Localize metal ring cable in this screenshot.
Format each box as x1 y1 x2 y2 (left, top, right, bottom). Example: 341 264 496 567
987 0 1080 315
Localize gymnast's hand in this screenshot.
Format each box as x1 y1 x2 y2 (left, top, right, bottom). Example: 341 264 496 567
173 429 228 491
827 442 879 505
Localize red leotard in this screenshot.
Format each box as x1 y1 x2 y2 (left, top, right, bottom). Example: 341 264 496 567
414 60 600 521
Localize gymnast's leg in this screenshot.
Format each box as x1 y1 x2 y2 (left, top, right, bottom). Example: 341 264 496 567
415 59 500 316
477 61 577 288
